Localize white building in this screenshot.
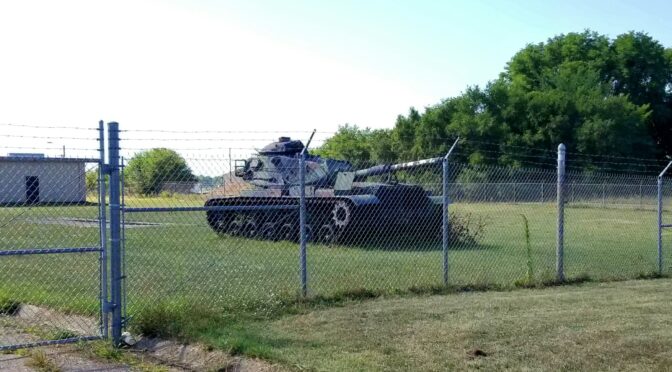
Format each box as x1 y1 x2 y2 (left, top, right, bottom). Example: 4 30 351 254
0 156 88 204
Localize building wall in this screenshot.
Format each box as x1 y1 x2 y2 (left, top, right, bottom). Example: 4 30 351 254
0 161 86 203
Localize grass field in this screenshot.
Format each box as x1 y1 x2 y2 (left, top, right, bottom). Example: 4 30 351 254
0 197 671 333
188 279 672 370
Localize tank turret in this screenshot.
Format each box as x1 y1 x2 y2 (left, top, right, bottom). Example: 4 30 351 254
233 137 353 190
234 137 442 191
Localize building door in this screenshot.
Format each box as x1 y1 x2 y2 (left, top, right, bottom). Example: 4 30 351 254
25 176 39 204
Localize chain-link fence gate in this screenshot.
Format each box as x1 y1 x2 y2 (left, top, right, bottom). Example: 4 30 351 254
0 122 108 351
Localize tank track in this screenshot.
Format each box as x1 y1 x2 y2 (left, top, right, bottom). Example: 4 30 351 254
205 197 357 244
205 196 442 245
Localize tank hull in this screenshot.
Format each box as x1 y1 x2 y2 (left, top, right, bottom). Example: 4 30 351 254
205 190 442 244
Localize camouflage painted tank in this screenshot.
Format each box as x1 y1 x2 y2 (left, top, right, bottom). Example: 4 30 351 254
205 137 443 244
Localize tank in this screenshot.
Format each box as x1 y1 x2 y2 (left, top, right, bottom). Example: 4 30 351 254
205 137 444 244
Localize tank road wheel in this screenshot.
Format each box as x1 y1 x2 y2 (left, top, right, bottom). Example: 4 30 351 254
260 222 279 241
243 219 259 238
228 219 244 236
317 223 338 245
207 213 227 234
304 224 313 242
332 201 351 229
279 223 298 242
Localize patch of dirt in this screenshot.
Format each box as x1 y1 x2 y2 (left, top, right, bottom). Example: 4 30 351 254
467 348 488 358
132 337 280 371
1 304 279 371
0 321 129 371
16 304 99 336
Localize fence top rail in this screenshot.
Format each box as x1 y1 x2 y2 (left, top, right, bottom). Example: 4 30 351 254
659 161 672 178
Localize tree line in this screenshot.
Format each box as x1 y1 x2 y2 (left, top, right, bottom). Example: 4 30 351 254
315 31 672 172
98 31 672 196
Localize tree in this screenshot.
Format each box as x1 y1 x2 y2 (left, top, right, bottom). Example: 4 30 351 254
318 31 670 170
504 30 671 158
312 125 375 165
85 169 98 193
125 148 197 196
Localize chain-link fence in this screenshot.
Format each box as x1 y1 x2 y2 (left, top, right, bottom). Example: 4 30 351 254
0 123 105 352
116 130 672 338
2 122 672 355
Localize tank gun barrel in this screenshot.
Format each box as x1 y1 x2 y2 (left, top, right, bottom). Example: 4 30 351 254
353 156 443 178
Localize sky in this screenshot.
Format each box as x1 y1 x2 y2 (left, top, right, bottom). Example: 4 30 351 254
0 0 671 160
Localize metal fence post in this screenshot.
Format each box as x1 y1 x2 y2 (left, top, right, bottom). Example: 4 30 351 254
299 130 316 297
658 176 663 275
107 122 122 345
541 182 544 203
657 161 672 275
557 144 566 282
299 151 307 297
442 138 459 286
120 157 127 328
602 183 606 207
97 120 108 339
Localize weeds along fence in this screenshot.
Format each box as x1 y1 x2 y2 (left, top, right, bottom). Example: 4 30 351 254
1 122 672 349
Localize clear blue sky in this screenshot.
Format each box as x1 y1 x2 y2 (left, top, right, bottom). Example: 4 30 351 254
204 0 672 103
1 0 671 157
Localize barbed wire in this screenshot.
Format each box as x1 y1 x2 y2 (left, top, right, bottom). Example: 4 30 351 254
121 128 331 135
0 146 99 151
0 134 98 140
119 138 306 142
0 122 98 130
120 147 258 152
0 123 669 171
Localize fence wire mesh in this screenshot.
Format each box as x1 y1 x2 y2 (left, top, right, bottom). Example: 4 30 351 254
116 140 672 330
0 157 103 350
2 124 672 366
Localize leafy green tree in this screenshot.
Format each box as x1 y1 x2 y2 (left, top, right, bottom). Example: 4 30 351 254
85 169 98 193
85 168 109 193
319 30 671 170
609 32 672 155
125 148 197 196
313 124 374 165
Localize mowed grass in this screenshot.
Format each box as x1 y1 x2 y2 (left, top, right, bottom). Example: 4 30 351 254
191 279 672 371
0 197 670 321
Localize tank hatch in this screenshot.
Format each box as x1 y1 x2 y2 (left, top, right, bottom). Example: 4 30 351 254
259 137 305 155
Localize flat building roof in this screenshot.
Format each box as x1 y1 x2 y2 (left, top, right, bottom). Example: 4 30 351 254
0 156 99 163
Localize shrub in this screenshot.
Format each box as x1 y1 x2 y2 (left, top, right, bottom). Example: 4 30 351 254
449 211 486 246
0 297 20 315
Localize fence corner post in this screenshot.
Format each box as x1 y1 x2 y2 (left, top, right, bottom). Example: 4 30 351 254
442 138 459 286
299 151 307 297
107 122 122 346
442 156 449 285
299 130 315 297
556 143 566 282
97 120 109 340
657 161 672 276
658 175 663 275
